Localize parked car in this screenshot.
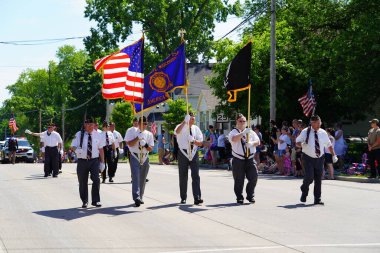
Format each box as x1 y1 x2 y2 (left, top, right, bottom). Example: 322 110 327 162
0 138 35 163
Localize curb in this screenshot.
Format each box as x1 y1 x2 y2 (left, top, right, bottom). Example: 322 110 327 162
335 175 380 184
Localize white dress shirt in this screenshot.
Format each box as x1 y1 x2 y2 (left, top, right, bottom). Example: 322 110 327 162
40 131 62 147
71 130 105 159
112 130 123 148
101 130 115 146
229 128 260 160
174 124 203 149
296 127 332 158
125 129 154 154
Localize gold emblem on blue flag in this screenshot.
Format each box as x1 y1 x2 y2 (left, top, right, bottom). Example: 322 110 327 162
149 72 172 92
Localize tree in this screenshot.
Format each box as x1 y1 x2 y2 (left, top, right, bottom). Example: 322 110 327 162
162 99 193 134
110 101 134 135
83 0 242 70
208 0 380 125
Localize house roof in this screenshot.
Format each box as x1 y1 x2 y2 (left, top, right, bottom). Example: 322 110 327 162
197 89 220 112
174 63 214 95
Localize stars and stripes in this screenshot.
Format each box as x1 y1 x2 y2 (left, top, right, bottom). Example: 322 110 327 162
94 38 144 103
9 117 18 133
298 81 316 117
151 122 157 136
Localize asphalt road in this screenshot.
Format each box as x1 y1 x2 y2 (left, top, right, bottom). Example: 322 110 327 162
0 162 379 253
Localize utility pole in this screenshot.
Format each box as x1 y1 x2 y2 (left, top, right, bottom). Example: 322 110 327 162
270 0 277 121
62 104 65 148
39 110 42 133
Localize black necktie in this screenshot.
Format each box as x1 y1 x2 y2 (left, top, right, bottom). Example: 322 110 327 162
105 132 109 146
314 130 320 157
87 133 92 159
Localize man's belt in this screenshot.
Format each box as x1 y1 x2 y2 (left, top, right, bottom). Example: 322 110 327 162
78 158 99 161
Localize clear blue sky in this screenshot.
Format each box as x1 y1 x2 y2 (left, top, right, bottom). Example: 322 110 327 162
0 0 242 106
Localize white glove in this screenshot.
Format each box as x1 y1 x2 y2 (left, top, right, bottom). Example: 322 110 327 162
184 114 191 123
99 162 105 172
137 132 144 140
188 135 195 143
113 150 118 159
25 129 32 135
242 128 251 135
139 139 147 147
333 155 338 163
59 149 63 155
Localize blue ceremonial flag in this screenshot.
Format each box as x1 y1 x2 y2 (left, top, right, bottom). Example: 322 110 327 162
134 43 186 113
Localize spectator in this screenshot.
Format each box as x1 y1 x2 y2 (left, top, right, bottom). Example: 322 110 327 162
217 130 226 163
324 128 336 179
367 119 380 178
334 123 346 171
157 129 166 165
253 125 263 164
208 125 219 168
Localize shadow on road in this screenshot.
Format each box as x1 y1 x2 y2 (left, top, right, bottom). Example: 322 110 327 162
34 204 137 221
259 175 301 181
277 203 315 209
24 174 48 180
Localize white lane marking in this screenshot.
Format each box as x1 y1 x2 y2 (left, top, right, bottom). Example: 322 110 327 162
158 242 380 253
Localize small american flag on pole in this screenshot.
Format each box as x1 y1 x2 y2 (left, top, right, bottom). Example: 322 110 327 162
94 38 144 103
9 117 18 133
150 122 157 136
298 80 316 117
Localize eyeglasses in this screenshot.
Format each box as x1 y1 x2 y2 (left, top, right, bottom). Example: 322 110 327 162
238 120 246 123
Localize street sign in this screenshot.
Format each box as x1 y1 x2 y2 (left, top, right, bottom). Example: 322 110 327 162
216 114 229 123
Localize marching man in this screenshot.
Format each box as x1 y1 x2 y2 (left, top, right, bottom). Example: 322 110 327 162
25 122 62 178
174 112 204 205
125 116 154 207
228 113 260 204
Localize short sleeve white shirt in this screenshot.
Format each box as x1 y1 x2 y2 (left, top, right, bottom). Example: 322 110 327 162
112 130 123 148
174 124 203 149
41 131 62 147
125 128 154 154
71 130 105 159
278 134 290 150
229 128 260 159
101 130 115 146
217 134 226 147
296 128 332 158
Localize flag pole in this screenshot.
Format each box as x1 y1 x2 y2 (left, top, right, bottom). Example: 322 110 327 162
179 28 192 160
139 31 145 165
246 85 251 157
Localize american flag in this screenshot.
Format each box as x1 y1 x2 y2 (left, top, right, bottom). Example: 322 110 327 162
151 122 157 136
9 117 18 133
94 38 144 102
298 81 316 117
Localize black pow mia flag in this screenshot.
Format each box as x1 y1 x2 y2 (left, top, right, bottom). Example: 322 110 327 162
224 41 252 102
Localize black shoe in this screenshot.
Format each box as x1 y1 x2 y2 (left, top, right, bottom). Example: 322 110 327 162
314 200 324 205
53 175 58 178
180 199 186 204
59 170 62 174
109 178 114 183
44 174 48 178
246 198 255 203
194 199 204 205
140 200 144 204
102 179 105 183
91 202 102 207
82 202 88 208
300 194 307 203
134 199 141 207
146 178 149 182
237 199 244 204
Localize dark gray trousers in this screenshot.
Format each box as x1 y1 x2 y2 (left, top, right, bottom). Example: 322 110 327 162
178 150 201 201
232 157 258 201
77 158 100 204
301 153 325 201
